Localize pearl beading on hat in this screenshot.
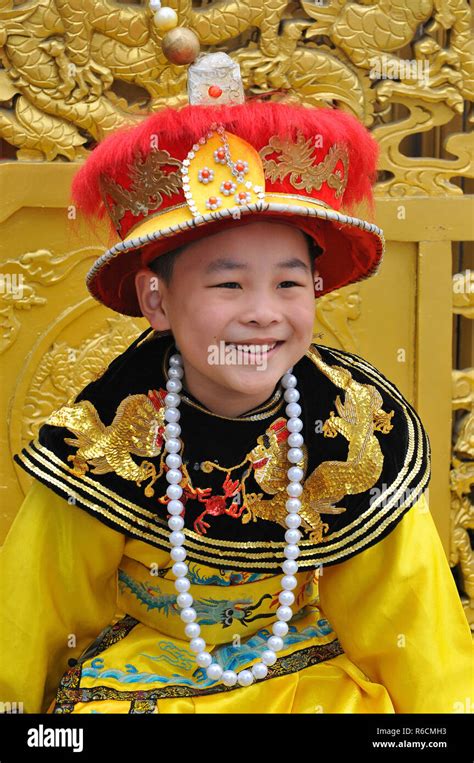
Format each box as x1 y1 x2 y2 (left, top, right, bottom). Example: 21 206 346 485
163 350 306 687
181 122 266 218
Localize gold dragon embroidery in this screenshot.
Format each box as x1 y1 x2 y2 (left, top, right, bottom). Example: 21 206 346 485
46 347 394 543
218 346 395 543
259 131 349 198
99 147 183 231
46 390 168 497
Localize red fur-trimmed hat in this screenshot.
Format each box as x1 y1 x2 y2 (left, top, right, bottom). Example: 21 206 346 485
72 54 384 316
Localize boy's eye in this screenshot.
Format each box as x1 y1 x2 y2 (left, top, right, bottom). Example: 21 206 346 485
212 281 301 289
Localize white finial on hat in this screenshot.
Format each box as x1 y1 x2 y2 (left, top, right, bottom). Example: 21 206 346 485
187 52 246 106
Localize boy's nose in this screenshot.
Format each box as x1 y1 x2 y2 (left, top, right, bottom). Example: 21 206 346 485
240 299 284 326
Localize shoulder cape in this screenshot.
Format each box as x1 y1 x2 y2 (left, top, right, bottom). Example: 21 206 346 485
14 329 431 573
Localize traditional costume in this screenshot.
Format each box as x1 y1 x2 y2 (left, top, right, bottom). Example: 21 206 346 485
0 45 472 715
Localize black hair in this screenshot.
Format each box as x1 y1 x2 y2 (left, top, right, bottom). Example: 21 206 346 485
148 229 322 286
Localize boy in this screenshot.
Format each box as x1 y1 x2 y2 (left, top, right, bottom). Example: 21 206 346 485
0 54 472 714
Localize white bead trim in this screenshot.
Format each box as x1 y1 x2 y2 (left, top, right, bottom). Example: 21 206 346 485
87 202 385 286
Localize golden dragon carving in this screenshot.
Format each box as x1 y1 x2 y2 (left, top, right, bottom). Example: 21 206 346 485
0 0 470 195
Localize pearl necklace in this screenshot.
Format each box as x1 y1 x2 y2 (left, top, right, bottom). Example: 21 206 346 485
163 350 305 688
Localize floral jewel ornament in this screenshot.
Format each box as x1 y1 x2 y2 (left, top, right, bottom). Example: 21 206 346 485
182 122 266 217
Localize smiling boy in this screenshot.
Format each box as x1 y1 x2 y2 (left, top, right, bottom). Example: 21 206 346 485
136 221 316 417
1 54 472 715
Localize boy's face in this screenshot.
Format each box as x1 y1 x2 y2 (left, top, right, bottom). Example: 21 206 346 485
135 221 317 414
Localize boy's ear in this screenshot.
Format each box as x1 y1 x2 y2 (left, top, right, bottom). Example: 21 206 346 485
135 268 171 331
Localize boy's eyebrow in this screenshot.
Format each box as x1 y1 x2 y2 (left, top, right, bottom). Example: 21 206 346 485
205 257 310 274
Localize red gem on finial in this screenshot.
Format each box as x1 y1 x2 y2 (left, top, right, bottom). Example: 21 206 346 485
208 85 223 98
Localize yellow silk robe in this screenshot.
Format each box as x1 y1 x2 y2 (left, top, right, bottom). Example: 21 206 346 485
0 479 472 714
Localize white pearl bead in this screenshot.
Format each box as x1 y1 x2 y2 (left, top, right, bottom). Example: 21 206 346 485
168 366 183 379
171 546 186 562
279 590 295 606
285 498 301 512
196 652 212 668
168 515 184 531
189 637 206 653
165 438 180 453
284 544 300 560
285 513 302 529
166 469 182 484
282 559 298 575
285 528 300 544
267 636 283 652
237 670 254 686
174 577 190 592
165 392 181 408
276 605 292 622
222 670 238 686
288 466 304 482
149 0 162 11
166 380 182 394
282 373 297 388
168 499 184 516
180 607 196 623
165 407 180 423
282 574 297 590
288 447 304 463
165 392 180 407
177 592 192 608
172 562 188 577
251 662 268 679
272 620 289 637
286 402 301 418
169 530 185 546
284 388 300 403
185 622 200 638
169 354 183 366
165 453 182 469
261 649 277 666
288 432 303 447
286 417 303 433
167 484 183 499
165 421 181 437
287 482 303 497
207 664 223 680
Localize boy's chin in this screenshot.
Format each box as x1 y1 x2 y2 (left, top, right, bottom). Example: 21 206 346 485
217 367 282 392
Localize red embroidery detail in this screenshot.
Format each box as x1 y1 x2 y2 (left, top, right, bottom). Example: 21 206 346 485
147 388 167 448
193 473 243 535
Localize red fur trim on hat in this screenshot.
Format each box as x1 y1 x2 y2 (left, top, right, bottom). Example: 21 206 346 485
71 101 379 238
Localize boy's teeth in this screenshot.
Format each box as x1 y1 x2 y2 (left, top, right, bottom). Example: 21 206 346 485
226 342 276 352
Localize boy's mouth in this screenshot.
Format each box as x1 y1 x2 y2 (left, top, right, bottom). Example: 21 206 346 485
224 341 284 356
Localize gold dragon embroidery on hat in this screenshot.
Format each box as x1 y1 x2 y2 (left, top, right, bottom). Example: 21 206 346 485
99 148 183 232
259 129 349 199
